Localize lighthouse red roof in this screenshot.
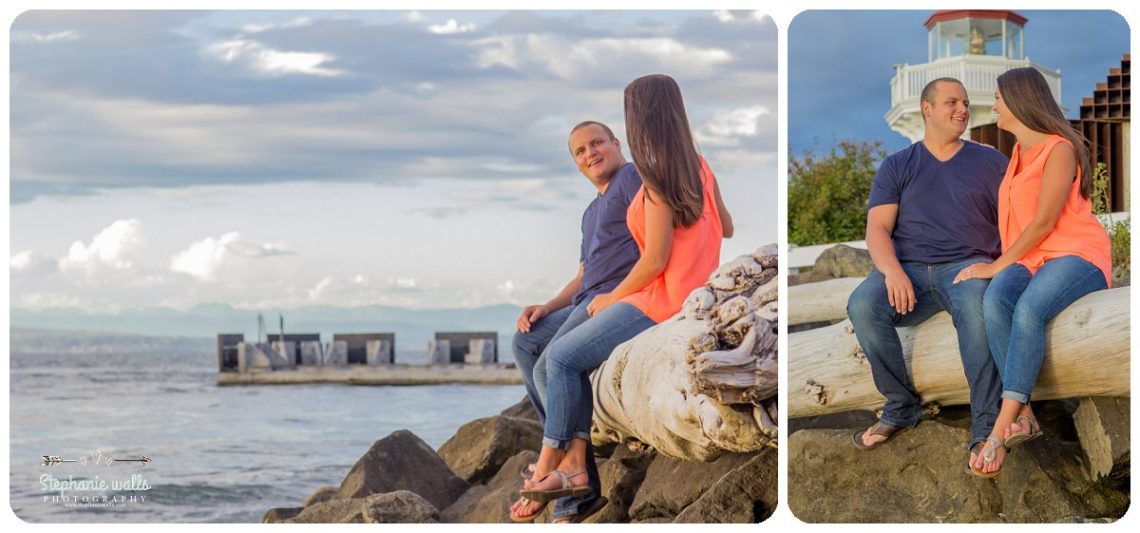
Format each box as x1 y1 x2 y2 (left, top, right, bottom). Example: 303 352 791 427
924 10 1028 30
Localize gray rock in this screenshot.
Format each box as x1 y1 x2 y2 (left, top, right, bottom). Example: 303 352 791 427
362 490 440 523
793 244 873 285
442 451 540 523
583 445 655 523
262 507 303 523
437 415 544 484
627 451 755 521
673 449 777 523
787 421 1129 522
336 430 469 511
289 498 367 523
301 485 338 507
499 396 540 423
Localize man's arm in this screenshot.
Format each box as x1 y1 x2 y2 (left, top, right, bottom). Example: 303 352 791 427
866 204 915 314
516 263 583 333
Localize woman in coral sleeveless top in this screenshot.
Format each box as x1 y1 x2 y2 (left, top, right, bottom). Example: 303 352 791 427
510 74 732 520
955 67 1111 477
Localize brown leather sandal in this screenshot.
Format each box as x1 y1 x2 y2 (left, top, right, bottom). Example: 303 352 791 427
851 421 907 450
519 470 591 503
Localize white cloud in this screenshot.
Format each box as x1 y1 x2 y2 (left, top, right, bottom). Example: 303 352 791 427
712 10 770 25
59 219 142 274
308 276 333 301
13 30 81 43
241 17 312 35
474 35 732 80
696 106 771 146
207 39 345 77
20 292 89 309
713 10 735 23
170 231 293 281
10 250 57 277
429 19 476 35
390 277 418 288
405 11 426 23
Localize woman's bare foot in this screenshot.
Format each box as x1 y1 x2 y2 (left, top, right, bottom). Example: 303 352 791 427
970 434 1006 475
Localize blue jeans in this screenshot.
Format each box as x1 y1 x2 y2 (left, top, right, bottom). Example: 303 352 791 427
983 256 1108 404
509 298 596 519
543 302 655 448
847 259 1001 450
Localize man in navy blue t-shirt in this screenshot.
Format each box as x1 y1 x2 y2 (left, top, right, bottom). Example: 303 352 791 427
847 78 1010 475
510 121 641 522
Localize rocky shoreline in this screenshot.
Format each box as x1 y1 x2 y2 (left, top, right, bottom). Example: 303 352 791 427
263 397 777 523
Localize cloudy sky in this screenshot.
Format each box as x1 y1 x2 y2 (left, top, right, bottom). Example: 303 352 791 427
8 10 777 312
789 10 1130 154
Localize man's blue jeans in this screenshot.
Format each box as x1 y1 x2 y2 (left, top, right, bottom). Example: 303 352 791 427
510 298 596 519
846 259 1001 450
983 256 1108 404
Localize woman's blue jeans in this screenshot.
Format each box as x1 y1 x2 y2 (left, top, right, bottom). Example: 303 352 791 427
983 256 1108 404
542 302 655 449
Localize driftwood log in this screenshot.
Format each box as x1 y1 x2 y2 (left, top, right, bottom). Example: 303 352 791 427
788 287 1130 418
588 245 779 461
788 277 861 326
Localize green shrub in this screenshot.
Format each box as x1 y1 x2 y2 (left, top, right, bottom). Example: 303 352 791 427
788 140 886 246
1091 162 1130 285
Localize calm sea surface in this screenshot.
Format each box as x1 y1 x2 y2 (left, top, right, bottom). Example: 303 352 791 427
8 350 525 522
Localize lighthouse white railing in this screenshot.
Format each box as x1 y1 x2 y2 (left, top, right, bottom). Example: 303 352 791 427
890 55 1061 107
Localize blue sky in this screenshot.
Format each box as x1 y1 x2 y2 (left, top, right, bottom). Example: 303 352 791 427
789 10 1130 155
8 10 777 312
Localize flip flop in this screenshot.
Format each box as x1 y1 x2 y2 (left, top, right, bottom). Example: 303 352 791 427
968 434 1007 478
852 421 907 450
1004 415 1043 448
509 496 547 523
519 470 591 503
552 496 609 524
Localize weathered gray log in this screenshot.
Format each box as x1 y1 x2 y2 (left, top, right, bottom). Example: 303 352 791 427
788 277 862 326
589 245 779 461
1073 396 1130 482
788 287 1130 418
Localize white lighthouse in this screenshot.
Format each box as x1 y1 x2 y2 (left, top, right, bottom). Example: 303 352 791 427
885 10 1064 142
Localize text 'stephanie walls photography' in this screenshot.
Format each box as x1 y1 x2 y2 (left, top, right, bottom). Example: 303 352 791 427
787 10 1129 522
8 10 778 523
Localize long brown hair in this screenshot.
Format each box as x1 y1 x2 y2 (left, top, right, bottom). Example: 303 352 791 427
623 74 704 228
997 67 1092 198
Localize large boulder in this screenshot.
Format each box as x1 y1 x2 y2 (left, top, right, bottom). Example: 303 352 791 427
288 498 368 523
301 486 338 507
627 451 756 521
437 415 544 484
793 244 872 286
673 448 777 523
362 491 441 523
788 421 1129 522
442 451 540 523
335 430 469 510
583 446 656 523
262 507 303 523
499 396 541 423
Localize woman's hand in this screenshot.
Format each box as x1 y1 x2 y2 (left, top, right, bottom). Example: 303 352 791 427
953 262 999 284
587 293 617 317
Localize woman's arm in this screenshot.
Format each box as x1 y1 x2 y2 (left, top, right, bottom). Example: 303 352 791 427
713 178 733 238
587 190 674 316
954 143 1074 282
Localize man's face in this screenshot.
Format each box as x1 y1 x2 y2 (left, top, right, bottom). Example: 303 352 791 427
922 81 970 137
569 125 623 185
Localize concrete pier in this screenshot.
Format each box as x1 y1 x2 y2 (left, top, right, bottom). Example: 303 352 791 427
217 363 523 386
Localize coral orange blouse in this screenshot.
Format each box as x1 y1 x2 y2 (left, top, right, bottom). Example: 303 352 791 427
998 134 1112 287
621 157 723 323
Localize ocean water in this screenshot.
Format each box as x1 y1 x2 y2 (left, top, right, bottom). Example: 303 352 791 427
8 350 526 523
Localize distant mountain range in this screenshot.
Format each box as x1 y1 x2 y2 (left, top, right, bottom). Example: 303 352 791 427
9 303 524 354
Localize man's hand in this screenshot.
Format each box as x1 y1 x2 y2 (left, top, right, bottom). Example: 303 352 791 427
516 304 550 333
586 293 617 317
953 262 998 284
883 269 916 315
